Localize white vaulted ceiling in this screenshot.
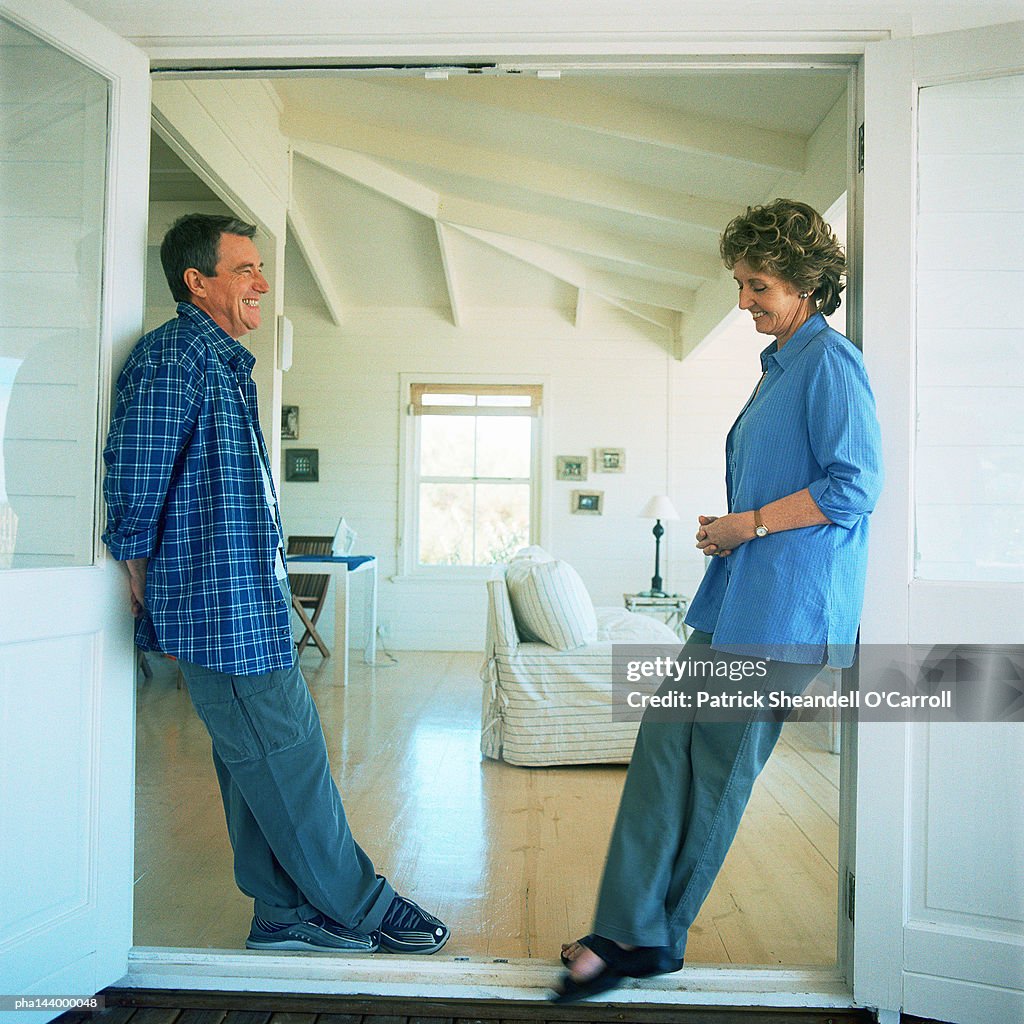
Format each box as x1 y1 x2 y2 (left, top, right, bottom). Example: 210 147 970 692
271 70 849 351
149 68 851 352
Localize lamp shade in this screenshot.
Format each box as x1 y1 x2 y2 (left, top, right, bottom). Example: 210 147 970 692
640 495 679 521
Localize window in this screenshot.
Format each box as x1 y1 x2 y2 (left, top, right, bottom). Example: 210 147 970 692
404 381 542 572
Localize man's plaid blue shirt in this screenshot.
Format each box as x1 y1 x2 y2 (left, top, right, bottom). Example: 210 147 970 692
102 303 294 674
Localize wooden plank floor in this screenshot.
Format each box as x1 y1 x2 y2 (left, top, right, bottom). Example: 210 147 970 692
134 651 839 964
55 991 879 1024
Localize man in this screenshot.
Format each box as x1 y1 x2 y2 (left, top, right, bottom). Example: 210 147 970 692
103 213 449 955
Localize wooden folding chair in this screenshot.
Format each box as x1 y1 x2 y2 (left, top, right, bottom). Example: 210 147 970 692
287 535 333 658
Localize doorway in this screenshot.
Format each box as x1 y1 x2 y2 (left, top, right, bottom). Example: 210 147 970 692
131 60 861 1002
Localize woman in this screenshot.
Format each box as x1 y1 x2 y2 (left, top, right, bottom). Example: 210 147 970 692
554 198 883 1003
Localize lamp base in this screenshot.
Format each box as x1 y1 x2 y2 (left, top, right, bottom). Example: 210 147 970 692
637 588 668 598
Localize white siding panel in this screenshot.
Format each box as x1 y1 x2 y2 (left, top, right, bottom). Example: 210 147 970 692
914 75 1024 585
917 386 1024 445
916 214 1024 270
916 271 1020 330
916 445 1024 505
917 155 1024 211
915 329 1024 386
919 97 1024 153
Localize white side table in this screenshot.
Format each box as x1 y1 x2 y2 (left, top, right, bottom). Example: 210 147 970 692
287 555 377 685
623 593 690 639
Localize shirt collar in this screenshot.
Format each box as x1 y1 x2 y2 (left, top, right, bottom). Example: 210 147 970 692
759 312 828 372
177 301 256 375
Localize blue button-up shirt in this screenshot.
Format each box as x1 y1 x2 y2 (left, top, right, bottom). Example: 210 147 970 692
102 303 294 675
685 314 883 667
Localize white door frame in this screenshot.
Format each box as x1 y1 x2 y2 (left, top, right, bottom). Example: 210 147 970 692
121 42 870 1009
0 0 149 1017
856 21 1024 1024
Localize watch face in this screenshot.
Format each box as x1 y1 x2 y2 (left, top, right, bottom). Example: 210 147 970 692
755 525 769 538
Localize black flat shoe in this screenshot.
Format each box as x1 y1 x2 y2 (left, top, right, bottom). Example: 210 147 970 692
551 934 683 1004
560 932 596 969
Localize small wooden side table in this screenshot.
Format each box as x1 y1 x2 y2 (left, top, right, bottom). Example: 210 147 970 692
623 593 690 639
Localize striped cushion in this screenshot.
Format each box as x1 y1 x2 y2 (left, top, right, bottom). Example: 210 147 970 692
505 553 598 651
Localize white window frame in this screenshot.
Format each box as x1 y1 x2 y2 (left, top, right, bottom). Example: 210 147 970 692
398 373 546 579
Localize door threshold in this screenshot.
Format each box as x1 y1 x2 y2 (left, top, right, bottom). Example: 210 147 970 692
124 947 855 1007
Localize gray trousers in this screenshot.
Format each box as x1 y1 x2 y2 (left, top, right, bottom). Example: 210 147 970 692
178 655 394 931
593 630 822 957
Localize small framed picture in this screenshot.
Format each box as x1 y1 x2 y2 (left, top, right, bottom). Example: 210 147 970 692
572 490 603 515
285 448 319 482
556 455 588 481
595 447 625 473
281 405 300 440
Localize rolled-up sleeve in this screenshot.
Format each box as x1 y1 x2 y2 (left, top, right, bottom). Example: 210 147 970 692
805 342 883 529
102 359 202 561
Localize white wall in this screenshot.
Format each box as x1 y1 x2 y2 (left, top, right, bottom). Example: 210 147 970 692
279 303 710 650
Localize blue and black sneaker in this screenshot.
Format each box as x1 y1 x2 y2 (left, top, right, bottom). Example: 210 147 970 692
378 894 450 954
245 913 379 952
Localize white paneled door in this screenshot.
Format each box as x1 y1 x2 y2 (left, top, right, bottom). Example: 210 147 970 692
0 0 149 1019
858 20 1024 1024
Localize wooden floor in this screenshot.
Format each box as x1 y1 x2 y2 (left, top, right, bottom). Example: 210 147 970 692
134 651 839 965
55 991 882 1024
56 990 881 1024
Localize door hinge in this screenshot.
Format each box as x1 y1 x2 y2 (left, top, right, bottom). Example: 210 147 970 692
857 123 865 173
847 869 856 923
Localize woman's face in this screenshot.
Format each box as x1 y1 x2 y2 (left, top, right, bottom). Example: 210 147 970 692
732 258 811 347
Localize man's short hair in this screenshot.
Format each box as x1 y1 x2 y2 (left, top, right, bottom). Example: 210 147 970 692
160 213 258 303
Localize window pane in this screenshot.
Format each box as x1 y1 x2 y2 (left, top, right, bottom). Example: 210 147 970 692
419 483 474 565
0 17 108 569
419 415 474 477
475 416 531 478
473 483 530 565
421 392 475 406
477 394 531 407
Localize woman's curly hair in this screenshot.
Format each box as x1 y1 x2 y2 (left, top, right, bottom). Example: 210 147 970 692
720 199 846 316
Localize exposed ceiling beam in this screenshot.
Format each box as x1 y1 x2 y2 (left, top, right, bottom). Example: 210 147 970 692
600 299 677 332
436 195 719 282
458 227 587 289
286 201 345 326
574 287 590 330
283 112 736 232
294 142 441 219
586 268 696 312
381 77 807 173
434 222 465 328
671 311 686 361
458 227 694 312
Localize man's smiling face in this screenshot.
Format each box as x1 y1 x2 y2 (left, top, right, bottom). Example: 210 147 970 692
188 232 269 339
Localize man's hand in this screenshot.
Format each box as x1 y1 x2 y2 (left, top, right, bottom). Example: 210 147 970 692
125 558 148 618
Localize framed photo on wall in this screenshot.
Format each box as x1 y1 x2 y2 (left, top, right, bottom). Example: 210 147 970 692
282 405 300 440
572 490 603 515
595 447 625 472
285 448 319 482
556 455 588 481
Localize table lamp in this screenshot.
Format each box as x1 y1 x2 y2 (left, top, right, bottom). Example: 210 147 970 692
639 495 680 597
